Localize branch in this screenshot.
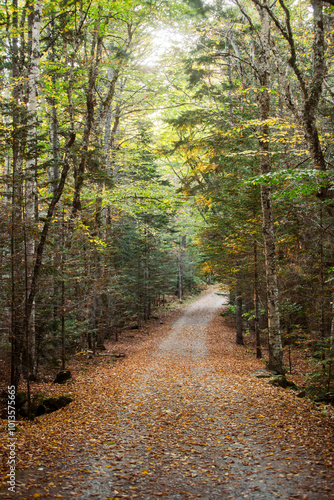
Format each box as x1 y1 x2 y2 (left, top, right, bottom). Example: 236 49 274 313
25 132 76 322
270 38 301 122
251 0 308 99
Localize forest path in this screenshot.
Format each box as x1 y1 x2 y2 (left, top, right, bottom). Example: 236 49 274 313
8 288 334 499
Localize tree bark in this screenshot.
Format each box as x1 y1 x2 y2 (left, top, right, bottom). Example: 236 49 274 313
258 1 284 374
10 0 25 389
177 235 186 300
236 266 244 345
23 0 42 379
47 16 60 193
254 240 262 358
72 22 103 216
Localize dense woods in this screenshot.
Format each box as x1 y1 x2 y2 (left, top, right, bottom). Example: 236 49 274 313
0 0 333 401
165 0 334 389
0 0 197 394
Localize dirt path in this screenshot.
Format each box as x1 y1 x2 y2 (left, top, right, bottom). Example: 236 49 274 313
3 288 334 499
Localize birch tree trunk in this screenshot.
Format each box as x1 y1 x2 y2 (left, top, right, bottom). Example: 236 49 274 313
10 0 25 388
258 2 284 374
24 0 42 379
47 17 60 193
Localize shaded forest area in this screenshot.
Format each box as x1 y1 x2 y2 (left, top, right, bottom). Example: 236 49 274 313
0 0 334 411
0 0 200 396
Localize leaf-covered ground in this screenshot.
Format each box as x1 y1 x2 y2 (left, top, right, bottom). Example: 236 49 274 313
1 288 333 499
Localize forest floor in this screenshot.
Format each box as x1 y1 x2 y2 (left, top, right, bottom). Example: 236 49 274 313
1 286 334 500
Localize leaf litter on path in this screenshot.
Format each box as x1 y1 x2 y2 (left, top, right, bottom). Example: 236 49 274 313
1 287 333 499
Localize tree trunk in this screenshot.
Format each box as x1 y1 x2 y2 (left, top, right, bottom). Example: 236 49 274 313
319 205 326 337
236 267 244 345
47 16 60 193
23 0 42 380
72 23 102 216
177 235 186 300
254 240 262 358
10 0 24 389
258 2 284 374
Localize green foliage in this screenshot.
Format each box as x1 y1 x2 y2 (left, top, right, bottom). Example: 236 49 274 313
307 337 334 395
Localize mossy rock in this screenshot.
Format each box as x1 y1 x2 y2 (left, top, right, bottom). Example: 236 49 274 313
269 375 297 389
31 394 46 416
43 395 73 412
286 379 297 389
32 394 45 408
16 394 73 418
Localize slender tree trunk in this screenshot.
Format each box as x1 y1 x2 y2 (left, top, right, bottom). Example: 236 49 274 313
104 107 113 175
254 240 262 358
236 266 244 345
72 23 102 216
61 209 66 370
101 68 124 175
61 279 65 370
23 215 32 418
137 261 142 329
11 137 23 389
93 198 105 349
143 228 149 321
177 235 186 300
4 108 12 205
47 16 60 193
258 2 284 374
301 0 326 169
24 0 42 378
10 0 24 389
328 290 334 392
319 205 326 338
